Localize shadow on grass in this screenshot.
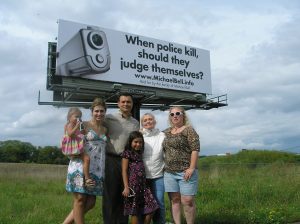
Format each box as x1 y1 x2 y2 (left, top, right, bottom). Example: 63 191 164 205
196 213 245 224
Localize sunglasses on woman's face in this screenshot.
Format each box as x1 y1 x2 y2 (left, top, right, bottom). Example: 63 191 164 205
169 111 183 117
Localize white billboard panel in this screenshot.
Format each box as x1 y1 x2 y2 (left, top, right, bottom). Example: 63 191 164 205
56 19 212 94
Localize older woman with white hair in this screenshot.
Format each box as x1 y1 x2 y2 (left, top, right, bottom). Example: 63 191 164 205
140 113 165 224
162 106 200 224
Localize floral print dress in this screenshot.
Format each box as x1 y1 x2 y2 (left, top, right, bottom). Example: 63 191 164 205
121 149 159 216
66 129 107 196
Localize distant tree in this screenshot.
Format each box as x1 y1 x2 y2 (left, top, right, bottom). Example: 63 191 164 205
0 140 37 163
37 146 68 165
0 140 68 164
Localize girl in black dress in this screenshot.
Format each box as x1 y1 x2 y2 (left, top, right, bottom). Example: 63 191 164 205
121 131 159 224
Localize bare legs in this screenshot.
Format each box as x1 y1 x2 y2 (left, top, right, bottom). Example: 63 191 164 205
130 215 138 224
181 195 196 224
130 213 153 224
63 210 74 224
169 192 181 224
63 193 96 224
168 192 196 224
143 213 154 224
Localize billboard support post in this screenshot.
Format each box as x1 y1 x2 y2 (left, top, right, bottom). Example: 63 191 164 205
132 100 141 122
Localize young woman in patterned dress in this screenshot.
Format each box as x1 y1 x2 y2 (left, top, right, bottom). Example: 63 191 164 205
63 98 107 224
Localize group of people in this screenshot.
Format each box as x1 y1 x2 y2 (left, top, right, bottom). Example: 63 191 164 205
61 93 200 224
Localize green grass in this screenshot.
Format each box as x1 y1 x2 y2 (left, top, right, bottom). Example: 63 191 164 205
197 163 300 223
0 163 103 224
1 150 300 223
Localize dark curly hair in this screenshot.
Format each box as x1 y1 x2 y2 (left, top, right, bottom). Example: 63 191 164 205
124 131 144 153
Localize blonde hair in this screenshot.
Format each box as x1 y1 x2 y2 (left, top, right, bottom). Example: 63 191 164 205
67 107 82 122
168 106 190 127
91 97 107 112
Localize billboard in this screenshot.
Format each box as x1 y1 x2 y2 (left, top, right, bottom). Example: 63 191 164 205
56 19 212 94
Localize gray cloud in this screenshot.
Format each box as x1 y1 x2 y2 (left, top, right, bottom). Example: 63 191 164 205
0 0 299 155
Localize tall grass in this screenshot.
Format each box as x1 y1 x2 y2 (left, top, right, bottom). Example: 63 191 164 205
0 163 83 224
1 151 300 224
197 163 300 223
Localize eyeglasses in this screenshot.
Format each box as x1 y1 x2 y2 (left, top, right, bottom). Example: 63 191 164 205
169 111 183 117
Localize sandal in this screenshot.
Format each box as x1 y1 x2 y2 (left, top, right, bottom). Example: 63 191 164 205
85 178 95 187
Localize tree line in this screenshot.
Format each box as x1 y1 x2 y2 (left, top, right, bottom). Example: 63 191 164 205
0 140 68 165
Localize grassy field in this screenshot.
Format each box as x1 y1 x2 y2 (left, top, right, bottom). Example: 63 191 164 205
1 154 300 223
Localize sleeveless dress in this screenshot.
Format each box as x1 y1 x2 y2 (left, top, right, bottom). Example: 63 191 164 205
61 129 84 156
121 149 159 216
66 129 107 196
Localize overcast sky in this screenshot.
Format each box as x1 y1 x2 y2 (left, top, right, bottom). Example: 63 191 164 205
1 0 300 155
